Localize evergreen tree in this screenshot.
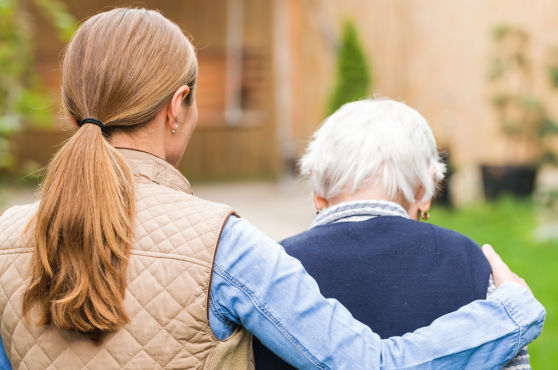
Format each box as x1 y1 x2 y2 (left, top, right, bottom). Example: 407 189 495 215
328 21 371 115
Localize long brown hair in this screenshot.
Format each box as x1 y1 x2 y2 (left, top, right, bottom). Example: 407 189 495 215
22 8 198 339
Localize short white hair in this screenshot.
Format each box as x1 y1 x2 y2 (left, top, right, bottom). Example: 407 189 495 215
300 98 446 204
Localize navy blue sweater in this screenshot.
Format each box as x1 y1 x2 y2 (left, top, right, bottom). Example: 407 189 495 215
253 216 491 369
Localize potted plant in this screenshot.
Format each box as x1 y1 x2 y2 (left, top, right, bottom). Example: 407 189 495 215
484 25 558 200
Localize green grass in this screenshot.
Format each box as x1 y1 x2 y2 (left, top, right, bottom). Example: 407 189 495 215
428 198 558 368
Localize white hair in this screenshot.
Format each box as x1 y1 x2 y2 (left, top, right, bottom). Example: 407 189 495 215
300 98 446 204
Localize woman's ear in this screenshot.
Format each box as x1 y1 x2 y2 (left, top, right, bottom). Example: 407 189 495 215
70 117 79 128
166 85 191 131
313 192 328 211
418 199 432 213
407 183 431 220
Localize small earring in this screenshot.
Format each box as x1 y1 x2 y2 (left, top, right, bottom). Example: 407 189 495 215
171 123 178 133
315 210 320 215
421 211 430 220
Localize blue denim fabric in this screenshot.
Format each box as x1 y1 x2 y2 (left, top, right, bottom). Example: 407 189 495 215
0 215 544 369
0 340 8 370
210 215 545 369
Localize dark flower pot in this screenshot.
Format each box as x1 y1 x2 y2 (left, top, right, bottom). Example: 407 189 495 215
481 165 537 200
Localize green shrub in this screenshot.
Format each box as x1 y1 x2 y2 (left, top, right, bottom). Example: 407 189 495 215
328 21 371 115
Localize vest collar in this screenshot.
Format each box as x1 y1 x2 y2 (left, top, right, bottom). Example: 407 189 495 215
310 199 409 229
116 148 193 195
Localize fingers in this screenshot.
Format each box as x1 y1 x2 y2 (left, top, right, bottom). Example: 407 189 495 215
483 244 533 296
516 276 532 295
483 244 502 264
483 244 512 288
483 244 508 273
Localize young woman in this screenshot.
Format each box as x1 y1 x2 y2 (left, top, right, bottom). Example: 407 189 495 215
0 8 543 370
253 99 531 370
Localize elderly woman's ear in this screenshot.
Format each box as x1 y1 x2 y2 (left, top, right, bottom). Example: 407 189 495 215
407 166 437 221
408 189 432 221
313 192 328 213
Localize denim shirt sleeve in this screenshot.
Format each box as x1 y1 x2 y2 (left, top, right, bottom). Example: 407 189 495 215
210 215 545 370
487 275 531 370
0 337 9 370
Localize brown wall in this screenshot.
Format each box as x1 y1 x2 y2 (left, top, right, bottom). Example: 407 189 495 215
282 0 408 159
19 0 558 178
289 0 558 169
403 0 558 167
19 0 278 181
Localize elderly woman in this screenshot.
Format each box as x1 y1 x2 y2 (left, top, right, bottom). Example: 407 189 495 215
254 99 531 369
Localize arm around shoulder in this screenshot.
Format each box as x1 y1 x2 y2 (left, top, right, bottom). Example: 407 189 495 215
211 216 545 370
380 282 544 369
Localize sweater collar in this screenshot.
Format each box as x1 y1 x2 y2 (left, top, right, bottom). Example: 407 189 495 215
116 148 193 195
310 199 409 229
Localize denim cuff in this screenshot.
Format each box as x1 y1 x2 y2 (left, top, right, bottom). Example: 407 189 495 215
490 282 546 351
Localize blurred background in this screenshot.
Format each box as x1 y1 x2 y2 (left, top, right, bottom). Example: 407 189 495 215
1 0 558 366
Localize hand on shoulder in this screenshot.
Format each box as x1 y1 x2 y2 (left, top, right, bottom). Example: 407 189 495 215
482 244 533 295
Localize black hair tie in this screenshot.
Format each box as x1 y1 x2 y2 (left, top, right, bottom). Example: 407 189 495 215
79 118 105 130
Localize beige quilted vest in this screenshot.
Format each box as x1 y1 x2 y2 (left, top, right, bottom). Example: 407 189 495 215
0 148 255 370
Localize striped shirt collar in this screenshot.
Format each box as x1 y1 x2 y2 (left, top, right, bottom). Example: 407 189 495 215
309 199 409 229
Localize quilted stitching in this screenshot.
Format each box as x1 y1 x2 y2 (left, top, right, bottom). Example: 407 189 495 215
0 151 251 370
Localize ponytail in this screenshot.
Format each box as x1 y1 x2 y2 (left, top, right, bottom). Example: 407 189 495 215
21 7 198 338
23 123 135 339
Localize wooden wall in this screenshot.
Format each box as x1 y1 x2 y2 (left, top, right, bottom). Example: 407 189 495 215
403 0 558 167
18 0 278 181
17 0 558 177
282 0 408 158
288 0 558 169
